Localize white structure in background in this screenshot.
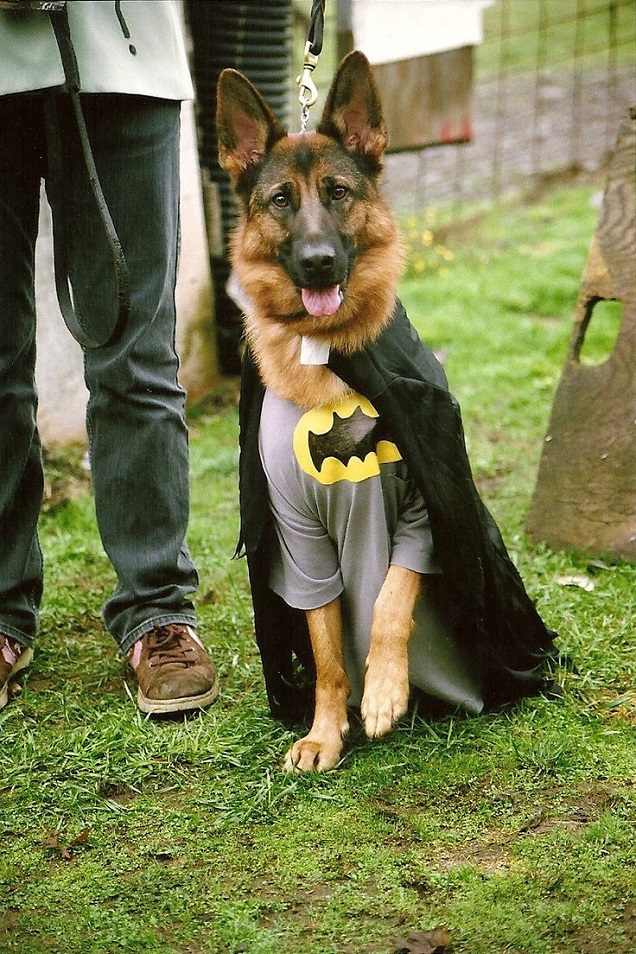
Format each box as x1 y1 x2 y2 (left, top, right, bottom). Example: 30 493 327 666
350 0 493 152
351 0 492 62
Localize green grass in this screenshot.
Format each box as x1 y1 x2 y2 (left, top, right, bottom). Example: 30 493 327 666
478 0 636 78
2 181 635 954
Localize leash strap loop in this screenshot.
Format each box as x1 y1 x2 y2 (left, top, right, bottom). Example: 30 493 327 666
48 6 129 348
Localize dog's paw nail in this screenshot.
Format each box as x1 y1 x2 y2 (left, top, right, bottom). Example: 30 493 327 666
283 738 342 772
361 684 408 738
364 713 393 738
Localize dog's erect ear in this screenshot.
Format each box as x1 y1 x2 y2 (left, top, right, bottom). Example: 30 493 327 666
216 69 285 182
318 51 388 162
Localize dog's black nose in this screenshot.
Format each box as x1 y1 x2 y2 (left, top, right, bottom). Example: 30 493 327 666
298 243 337 284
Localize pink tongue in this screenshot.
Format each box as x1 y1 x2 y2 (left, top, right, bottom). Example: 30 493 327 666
301 285 341 317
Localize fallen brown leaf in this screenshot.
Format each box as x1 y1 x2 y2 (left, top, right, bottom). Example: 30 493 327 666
393 926 452 954
42 827 90 861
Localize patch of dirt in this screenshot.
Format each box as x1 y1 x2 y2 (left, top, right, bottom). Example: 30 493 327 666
156 925 211 954
257 883 335 932
0 909 21 937
436 781 621 873
98 782 140 806
435 840 513 875
474 473 505 495
42 444 92 512
187 377 240 423
372 781 623 876
590 688 636 725
553 903 636 954
21 674 56 692
256 879 410 954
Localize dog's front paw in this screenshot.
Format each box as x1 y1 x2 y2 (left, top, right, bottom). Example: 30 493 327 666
283 730 346 772
361 665 410 738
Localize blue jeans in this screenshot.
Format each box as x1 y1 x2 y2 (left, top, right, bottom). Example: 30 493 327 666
0 92 198 653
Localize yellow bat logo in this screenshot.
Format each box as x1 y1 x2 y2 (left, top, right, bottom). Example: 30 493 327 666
293 393 401 485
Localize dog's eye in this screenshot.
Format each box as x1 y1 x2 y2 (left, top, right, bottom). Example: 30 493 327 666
271 193 289 209
331 185 348 201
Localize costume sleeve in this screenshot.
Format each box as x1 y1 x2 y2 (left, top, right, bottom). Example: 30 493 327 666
265 479 344 611
390 477 442 575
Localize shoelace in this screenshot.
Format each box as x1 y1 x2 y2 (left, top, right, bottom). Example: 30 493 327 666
1 636 21 668
145 627 195 669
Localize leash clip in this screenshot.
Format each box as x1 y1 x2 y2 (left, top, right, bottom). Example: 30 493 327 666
296 42 319 131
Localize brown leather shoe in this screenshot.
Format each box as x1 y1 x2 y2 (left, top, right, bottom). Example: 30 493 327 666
128 624 219 715
1 634 33 710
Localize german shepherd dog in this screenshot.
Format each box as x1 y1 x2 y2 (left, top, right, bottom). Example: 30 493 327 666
217 51 428 771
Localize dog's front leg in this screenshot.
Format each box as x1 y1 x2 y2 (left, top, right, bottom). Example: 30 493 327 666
361 565 422 738
284 597 350 772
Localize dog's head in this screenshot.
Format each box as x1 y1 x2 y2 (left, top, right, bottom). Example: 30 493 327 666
216 51 402 348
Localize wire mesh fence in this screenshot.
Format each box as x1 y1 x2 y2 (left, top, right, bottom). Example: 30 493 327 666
379 0 636 214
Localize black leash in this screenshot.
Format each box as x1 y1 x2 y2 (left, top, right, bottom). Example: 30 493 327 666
47 5 130 348
296 0 326 131
307 0 325 56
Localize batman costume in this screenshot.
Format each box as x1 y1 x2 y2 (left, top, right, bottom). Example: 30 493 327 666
237 299 558 726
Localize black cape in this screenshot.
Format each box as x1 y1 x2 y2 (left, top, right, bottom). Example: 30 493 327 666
237 299 558 725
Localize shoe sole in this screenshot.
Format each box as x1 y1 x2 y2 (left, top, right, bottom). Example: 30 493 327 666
136 673 220 715
0 647 34 710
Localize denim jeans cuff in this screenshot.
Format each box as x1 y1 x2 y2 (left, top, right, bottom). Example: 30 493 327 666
0 622 35 649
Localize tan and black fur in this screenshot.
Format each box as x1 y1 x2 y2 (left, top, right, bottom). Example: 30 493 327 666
217 52 423 770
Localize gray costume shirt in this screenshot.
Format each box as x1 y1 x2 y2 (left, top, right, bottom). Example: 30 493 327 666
259 388 483 712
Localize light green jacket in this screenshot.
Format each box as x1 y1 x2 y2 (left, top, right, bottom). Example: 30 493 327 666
0 0 193 99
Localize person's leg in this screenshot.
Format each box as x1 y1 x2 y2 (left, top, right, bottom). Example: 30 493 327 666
44 93 216 711
0 94 45 667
